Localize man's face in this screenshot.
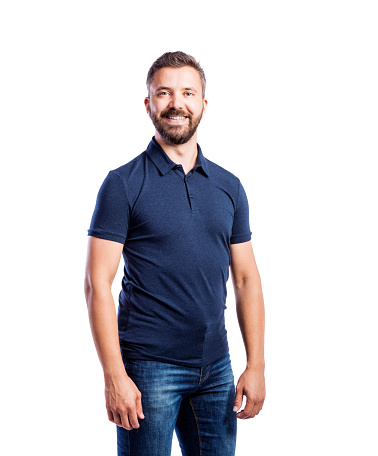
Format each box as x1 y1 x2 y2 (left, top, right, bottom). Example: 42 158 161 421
145 66 207 145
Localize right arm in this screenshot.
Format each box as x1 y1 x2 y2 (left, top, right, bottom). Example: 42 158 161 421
84 235 144 430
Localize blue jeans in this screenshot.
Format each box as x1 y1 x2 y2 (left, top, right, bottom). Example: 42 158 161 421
117 353 237 455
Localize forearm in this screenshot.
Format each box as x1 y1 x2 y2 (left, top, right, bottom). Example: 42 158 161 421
234 277 265 370
85 283 126 378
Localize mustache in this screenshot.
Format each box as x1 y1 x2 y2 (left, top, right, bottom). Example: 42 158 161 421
161 108 191 119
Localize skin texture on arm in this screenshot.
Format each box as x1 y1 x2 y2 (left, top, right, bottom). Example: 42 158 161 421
84 236 144 430
230 240 266 419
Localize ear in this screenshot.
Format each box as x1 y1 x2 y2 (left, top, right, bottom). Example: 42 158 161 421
144 97 150 116
202 97 208 115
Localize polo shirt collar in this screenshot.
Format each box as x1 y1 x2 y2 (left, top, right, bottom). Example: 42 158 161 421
146 137 209 177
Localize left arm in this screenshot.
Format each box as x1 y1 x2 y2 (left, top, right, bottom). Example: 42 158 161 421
230 240 266 419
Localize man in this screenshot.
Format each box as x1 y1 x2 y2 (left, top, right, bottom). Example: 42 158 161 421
84 51 265 456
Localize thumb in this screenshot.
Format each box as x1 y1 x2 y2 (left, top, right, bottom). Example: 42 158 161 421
136 394 145 419
233 385 243 412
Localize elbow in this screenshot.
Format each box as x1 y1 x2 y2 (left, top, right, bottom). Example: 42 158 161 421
233 276 249 291
84 272 113 310
233 272 262 291
84 273 95 308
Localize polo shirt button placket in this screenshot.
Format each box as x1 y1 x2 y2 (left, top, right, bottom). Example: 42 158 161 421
184 178 191 210
185 180 197 212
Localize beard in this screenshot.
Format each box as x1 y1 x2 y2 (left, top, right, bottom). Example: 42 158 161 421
149 107 204 145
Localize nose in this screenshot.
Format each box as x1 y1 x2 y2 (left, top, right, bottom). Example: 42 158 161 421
168 93 183 110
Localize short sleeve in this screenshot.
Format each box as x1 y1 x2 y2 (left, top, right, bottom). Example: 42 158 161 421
230 179 252 244
87 171 130 244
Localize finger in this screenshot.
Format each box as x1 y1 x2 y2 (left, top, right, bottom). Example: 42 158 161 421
236 408 254 419
107 407 122 426
136 393 145 419
248 401 260 419
240 399 264 419
255 400 264 415
119 411 133 430
236 398 255 419
236 406 253 419
233 386 243 412
243 397 255 419
236 409 248 419
112 410 123 426
107 408 114 423
127 409 140 429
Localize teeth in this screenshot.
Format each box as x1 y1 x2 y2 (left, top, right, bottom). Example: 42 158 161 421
168 116 186 120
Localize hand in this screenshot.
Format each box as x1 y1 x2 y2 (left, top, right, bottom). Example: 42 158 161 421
233 367 266 419
104 372 144 430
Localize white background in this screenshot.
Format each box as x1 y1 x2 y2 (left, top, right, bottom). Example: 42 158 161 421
1 1 377 455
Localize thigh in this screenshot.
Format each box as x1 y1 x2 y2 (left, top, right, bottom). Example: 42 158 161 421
117 358 183 456
175 354 237 456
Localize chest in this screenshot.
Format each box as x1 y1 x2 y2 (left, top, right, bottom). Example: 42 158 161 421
127 172 236 243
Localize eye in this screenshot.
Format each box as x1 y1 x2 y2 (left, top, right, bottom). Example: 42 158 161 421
157 91 170 96
184 92 194 97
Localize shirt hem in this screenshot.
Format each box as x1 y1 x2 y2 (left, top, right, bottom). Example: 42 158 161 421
120 345 229 368
230 232 252 244
87 230 125 244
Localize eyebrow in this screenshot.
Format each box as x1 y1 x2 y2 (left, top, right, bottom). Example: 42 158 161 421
154 86 198 93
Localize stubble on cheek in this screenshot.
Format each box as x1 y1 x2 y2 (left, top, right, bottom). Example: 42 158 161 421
149 108 203 145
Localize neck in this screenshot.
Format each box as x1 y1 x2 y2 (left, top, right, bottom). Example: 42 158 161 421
154 131 199 175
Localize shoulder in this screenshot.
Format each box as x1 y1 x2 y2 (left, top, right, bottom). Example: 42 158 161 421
104 151 147 205
205 157 241 191
110 151 146 181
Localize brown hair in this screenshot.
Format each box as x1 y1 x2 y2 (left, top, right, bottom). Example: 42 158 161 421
146 51 206 98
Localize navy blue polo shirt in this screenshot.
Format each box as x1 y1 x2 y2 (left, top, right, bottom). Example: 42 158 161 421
88 137 251 367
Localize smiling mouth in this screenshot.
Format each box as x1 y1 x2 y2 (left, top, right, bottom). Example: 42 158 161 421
162 115 189 126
